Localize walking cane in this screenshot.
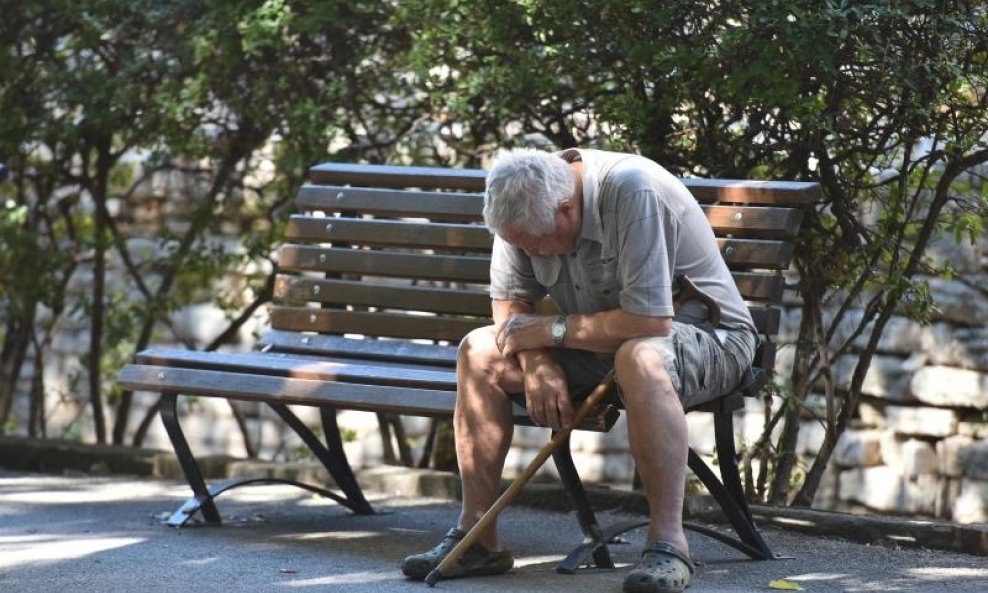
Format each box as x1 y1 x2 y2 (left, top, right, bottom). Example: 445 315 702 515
425 370 617 587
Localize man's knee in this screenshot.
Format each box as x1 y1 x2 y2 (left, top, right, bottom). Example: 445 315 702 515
457 326 498 363
615 338 668 377
614 338 678 403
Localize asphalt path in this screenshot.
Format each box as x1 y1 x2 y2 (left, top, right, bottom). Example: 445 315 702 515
1 470 986 592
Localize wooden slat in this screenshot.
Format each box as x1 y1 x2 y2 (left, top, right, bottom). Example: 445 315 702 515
119 364 617 431
258 331 459 366
734 273 785 303
754 341 777 372
684 178 822 206
275 271 780 308
277 245 780 303
287 222 790 265
120 364 459 417
285 216 494 253
705 205 803 239
295 186 803 239
718 238 794 269
309 162 822 206
270 307 488 342
295 185 483 222
274 276 491 316
135 348 457 390
278 246 491 283
310 163 487 191
749 307 781 336
271 305 776 347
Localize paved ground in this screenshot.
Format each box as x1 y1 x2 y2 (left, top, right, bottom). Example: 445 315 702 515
1 469 986 593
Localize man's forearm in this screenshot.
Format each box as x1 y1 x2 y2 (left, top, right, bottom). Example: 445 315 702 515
563 309 671 353
493 299 670 355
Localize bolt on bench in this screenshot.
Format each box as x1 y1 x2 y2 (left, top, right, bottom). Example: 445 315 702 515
118 161 819 570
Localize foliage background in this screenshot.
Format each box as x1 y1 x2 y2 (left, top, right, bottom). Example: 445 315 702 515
1 0 986 506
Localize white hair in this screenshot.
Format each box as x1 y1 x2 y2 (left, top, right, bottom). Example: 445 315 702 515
483 149 575 235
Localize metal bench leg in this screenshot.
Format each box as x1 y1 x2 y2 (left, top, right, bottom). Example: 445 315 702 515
268 403 374 515
159 391 222 526
552 435 616 573
684 407 774 559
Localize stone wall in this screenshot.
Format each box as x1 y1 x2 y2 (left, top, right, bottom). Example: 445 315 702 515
4 171 986 525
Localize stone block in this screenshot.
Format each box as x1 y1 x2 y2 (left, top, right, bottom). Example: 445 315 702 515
243 417 284 453
172 303 235 346
957 439 988 480
834 354 914 401
839 467 901 510
883 405 958 437
910 366 988 409
686 413 716 456
879 431 904 470
504 446 557 481
852 315 932 355
900 438 938 477
834 429 883 467
599 451 637 484
810 462 841 510
936 477 961 520
952 478 988 524
927 276 988 326
838 466 938 515
857 402 885 428
512 425 553 449
342 434 384 469
926 324 988 370
777 307 801 343
925 235 982 273
797 420 827 456
937 435 976 477
957 421 988 439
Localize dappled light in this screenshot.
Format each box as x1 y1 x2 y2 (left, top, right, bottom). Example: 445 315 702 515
0 533 144 569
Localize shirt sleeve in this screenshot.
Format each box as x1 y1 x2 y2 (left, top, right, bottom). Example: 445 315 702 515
614 188 679 317
489 235 548 304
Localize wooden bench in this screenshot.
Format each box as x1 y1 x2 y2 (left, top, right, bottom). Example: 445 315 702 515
118 161 819 571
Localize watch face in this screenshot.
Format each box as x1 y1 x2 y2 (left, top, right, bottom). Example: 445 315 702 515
552 319 565 342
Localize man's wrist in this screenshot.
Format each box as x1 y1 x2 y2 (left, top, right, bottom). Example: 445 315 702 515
551 314 567 347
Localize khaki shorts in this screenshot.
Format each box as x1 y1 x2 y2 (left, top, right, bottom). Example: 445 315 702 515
554 323 758 409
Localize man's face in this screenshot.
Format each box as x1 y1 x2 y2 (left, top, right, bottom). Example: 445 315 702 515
497 179 582 257
500 227 573 257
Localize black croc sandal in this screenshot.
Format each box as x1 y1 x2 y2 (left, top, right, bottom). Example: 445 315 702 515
401 528 513 580
623 541 695 593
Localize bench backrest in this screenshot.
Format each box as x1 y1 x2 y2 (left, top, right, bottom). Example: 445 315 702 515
263 162 819 374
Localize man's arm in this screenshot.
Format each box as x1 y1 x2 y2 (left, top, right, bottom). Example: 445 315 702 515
492 299 572 429
496 305 671 359
492 299 559 372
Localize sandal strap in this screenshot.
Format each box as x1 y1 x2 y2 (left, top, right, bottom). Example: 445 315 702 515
642 541 695 575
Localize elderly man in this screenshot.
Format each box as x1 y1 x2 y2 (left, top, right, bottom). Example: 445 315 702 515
401 148 757 593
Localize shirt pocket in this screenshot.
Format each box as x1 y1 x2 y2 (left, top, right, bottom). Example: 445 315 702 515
587 256 621 308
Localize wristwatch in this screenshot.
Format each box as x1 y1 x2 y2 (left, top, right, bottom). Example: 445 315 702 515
551 315 567 346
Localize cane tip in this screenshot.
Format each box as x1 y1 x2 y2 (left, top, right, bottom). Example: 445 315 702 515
424 569 441 587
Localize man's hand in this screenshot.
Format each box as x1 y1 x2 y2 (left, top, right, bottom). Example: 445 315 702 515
522 356 573 431
494 314 552 359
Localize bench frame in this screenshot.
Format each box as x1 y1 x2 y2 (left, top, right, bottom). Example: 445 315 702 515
120 161 819 571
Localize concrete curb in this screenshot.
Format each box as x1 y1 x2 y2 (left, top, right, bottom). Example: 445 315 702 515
2 435 985 556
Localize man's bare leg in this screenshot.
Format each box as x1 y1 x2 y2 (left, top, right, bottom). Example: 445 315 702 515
454 326 524 552
615 338 690 556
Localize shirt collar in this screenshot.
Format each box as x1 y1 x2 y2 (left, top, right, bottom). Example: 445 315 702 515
557 148 604 245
